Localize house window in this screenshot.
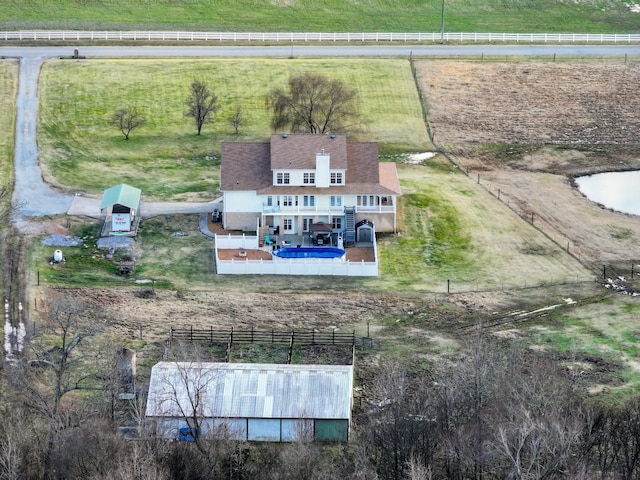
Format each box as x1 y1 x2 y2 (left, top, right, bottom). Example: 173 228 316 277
283 218 293 231
303 218 313 232
266 196 273 207
332 217 343 230
303 172 315 184
303 195 315 207
282 196 293 207
330 172 343 184
277 172 290 185
330 195 342 207
361 195 375 207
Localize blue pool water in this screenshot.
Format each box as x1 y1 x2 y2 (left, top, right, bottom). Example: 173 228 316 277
273 247 346 259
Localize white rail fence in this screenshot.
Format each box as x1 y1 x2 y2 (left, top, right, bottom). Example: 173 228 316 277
2 31 640 43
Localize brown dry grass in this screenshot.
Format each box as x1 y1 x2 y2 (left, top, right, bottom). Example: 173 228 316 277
416 60 640 267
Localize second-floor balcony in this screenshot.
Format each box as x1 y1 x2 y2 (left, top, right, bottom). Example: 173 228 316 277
262 203 396 215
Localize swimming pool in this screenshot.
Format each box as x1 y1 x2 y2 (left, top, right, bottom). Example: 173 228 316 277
272 247 346 259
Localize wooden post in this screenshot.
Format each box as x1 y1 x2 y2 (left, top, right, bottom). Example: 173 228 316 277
447 279 450 294
531 212 534 224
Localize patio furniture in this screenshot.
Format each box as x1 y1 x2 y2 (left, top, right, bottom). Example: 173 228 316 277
265 235 274 245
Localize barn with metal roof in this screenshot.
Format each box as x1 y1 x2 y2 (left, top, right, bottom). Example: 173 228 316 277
145 362 354 442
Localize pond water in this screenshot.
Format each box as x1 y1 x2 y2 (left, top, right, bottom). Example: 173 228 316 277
575 170 640 216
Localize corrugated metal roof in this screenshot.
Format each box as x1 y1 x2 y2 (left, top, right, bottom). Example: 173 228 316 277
100 183 141 210
146 362 353 420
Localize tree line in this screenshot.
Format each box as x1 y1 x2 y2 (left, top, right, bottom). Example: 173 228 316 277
111 72 360 140
3 293 640 479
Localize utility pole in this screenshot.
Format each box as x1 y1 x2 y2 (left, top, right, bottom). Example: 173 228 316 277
440 0 445 44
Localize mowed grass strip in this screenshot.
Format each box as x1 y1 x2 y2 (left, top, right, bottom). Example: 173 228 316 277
375 156 591 292
0 60 17 191
0 0 636 33
38 58 430 199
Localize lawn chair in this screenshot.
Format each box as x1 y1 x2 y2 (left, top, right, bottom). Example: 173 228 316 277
264 235 274 245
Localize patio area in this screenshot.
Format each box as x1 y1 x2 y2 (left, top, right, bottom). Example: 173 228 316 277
216 246 374 263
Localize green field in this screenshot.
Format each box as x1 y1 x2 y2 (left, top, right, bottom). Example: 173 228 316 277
0 0 638 33
38 58 430 198
0 60 17 189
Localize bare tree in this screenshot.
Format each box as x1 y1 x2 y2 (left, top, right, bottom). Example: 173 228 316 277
186 80 219 135
111 107 145 140
267 72 359 134
229 104 243 135
153 360 219 453
16 291 110 479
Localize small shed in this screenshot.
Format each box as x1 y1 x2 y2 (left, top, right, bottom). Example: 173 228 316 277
146 362 354 442
356 219 374 243
100 184 141 236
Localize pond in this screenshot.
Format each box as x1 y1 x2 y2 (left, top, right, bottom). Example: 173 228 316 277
575 170 640 216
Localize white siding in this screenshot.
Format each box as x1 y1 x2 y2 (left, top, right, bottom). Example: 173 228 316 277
315 153 330 187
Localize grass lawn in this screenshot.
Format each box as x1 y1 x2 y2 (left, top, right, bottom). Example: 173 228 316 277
0 0 637 33
528 295 640 398
38 58 430 198
0 59 17 193
374 156 591 292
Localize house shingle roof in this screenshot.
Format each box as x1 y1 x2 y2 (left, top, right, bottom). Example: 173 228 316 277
220 134 400 196
270 134 348 170
220 142 271 192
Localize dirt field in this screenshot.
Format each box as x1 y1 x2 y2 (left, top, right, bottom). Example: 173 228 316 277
416 60 640 267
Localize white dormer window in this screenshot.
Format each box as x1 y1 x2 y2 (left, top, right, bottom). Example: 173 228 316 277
303 172 315 184
330 172 343 185
276 172 290 185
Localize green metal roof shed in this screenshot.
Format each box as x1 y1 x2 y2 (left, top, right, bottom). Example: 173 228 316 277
100 184 141 211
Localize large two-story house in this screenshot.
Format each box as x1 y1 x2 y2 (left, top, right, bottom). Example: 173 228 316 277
220 134 401 243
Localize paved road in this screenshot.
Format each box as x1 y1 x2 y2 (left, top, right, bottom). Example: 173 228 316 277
3 44 639 222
